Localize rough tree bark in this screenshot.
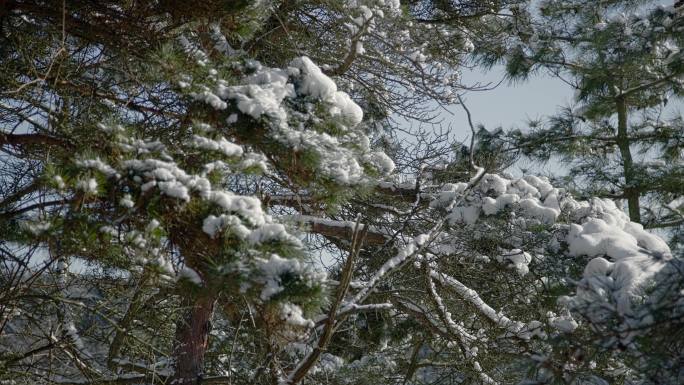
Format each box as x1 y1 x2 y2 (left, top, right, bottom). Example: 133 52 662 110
616 96 641 223
171 293 217 385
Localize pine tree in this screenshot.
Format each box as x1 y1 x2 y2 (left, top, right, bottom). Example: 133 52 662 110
472 0 684 237
0 1 681 385
0 1 471 383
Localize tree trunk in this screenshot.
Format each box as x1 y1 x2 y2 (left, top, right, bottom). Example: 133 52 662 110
616 96 641 223
171 293 216 385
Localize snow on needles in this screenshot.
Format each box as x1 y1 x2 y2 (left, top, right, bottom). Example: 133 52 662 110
194 56 394 185
431 173 673 322
565 199 672 316
256 254 325 302
290 56 364 126
83 126 325 339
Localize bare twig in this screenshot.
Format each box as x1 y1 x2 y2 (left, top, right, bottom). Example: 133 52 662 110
284 215 367 385
457 94 478 170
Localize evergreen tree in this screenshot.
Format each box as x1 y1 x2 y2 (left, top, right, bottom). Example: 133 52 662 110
0 1 476 383
0 1 681 385
473 0 684 236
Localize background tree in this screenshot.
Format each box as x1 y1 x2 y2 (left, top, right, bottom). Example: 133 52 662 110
471 0 684 238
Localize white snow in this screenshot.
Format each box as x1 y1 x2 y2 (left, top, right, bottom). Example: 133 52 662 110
427 173 672 326
248 223 302 247
77 158 119 178
190 135 243 157
76 178 98 194
191 56 391 187
20 218 51 235
290 56 363 126
209 23 236 56
447 205 480 225
565 200 672 314
497 249 533 276
256 254 325 301
667 196 684 210
547 311 579 333
179 267 203 285
207 191 267 227
430 270 531 339
53 175 66 189
194 89 227 110
202 214 251 239
279 302 314 328
364 151 396 175
119 194 135 208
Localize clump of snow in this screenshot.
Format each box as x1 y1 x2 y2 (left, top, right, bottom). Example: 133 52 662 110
518 198 559 224
290 56 363 126
203 215 301 248
64 321 85 350
463 37 475 52
99 225 118 237
202 214 251 239
547 311 578 333
146 219 160 232
447 205 480 225
53 175 66 189
194 89 227 110
207 191 267 227
20 218 51 235
123 158 212 201
441 174 562 225
565 199 672 315
77 178 98 194
119 194 135 208
430 182 468 208
479 173 509 195
238 153 269 173
315 353 345 374
482 194 519 215
209 23 237 56
179 267 203 286
248 223 302 247
275 128 369 184
190 135 243 157
364 151 396 175
125 231 147 249
122 155 274 230
290 58 336 99
147 254 175 276
667 196 684 210
497 249 533 276
256 254 325 301
279 302 313 328
218 67 293 122
77 158 120 178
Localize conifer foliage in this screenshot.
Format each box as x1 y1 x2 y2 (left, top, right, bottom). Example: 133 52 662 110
473 0 684 234
0 1 681 385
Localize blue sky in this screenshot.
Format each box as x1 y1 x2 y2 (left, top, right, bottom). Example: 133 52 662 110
450 66 574 141
436 65 575 176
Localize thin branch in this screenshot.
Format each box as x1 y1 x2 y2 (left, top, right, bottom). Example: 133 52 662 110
457 94 478 170
0 199 69 220
284 217 367 385
619 73 678 99
287 215 388 245
0 132 67 148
